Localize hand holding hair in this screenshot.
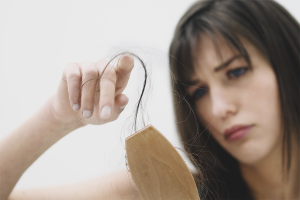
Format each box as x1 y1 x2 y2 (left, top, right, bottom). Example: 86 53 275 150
0 53 136 200
52 53 134 126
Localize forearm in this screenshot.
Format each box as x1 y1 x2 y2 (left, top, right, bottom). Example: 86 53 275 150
0 94 84 200
8 169 141 200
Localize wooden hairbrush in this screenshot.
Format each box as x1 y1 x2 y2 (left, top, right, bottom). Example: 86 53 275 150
125 125 200 200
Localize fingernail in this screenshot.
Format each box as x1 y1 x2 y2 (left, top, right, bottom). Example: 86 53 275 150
101 105 111 119
73 104 80 111
83 110 92 118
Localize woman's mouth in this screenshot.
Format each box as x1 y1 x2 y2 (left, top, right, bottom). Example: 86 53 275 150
224 125 254 142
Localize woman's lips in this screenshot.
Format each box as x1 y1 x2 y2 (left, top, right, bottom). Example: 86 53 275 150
224 125 254 142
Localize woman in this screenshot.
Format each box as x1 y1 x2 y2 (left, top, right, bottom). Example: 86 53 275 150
1 0 299 199
169 0 299 199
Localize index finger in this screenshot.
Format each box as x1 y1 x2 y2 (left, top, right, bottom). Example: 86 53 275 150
114 53 134 96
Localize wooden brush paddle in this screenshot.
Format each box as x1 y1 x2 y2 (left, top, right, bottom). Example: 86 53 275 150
125 124 200 200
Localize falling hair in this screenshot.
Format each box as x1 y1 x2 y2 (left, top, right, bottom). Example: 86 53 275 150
169 0 299 199
80 52 148 133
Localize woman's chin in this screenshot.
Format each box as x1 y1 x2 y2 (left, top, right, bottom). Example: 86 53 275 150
229 139 274 166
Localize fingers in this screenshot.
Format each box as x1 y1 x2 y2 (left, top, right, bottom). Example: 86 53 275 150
115 53 134 96
63 63 82 111
96 54 133 120
80 61 98 118
63 53 133 122
107 94 128 121
96 60 117 120
64 61 99 119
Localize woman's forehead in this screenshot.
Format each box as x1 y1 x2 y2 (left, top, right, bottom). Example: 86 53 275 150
186 35 255 83
195 34 241 70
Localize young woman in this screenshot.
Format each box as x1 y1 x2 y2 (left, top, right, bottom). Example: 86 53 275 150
1 0 299 199
169 0 299 199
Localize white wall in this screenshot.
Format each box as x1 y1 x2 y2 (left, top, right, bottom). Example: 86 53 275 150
0 0 299 189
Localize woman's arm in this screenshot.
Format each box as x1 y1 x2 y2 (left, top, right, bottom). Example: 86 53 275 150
9 169 141 200
0 54 135 200
1 95 140 200
0 95 84 200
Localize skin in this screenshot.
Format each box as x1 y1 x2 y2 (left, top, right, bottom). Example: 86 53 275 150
187 35 299 199
0 54 141 200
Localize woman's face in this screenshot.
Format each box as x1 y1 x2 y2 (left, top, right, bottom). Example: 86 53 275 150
187 35 283 165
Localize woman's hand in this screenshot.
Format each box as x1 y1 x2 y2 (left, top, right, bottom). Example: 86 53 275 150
0 54 134 199
51 53 134 126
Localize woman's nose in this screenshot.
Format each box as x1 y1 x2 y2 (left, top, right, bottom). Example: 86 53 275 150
210 88 238 119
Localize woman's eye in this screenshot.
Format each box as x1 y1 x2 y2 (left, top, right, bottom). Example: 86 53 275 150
227 67 249 79
192 87 207 100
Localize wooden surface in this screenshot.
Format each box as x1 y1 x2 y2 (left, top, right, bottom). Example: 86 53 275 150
125 125 200 200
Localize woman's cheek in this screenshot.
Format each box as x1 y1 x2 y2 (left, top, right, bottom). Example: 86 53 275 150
196 99 213 127
196 98 224 140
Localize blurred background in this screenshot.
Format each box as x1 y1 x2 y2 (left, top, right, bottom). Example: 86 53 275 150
0 0 299 189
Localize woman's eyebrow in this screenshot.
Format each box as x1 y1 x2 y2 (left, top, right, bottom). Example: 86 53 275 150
185 55 243 87
214 54 243 72
184 79 202 88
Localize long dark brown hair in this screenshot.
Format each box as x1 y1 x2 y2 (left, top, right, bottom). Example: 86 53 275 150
169 0 300 199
